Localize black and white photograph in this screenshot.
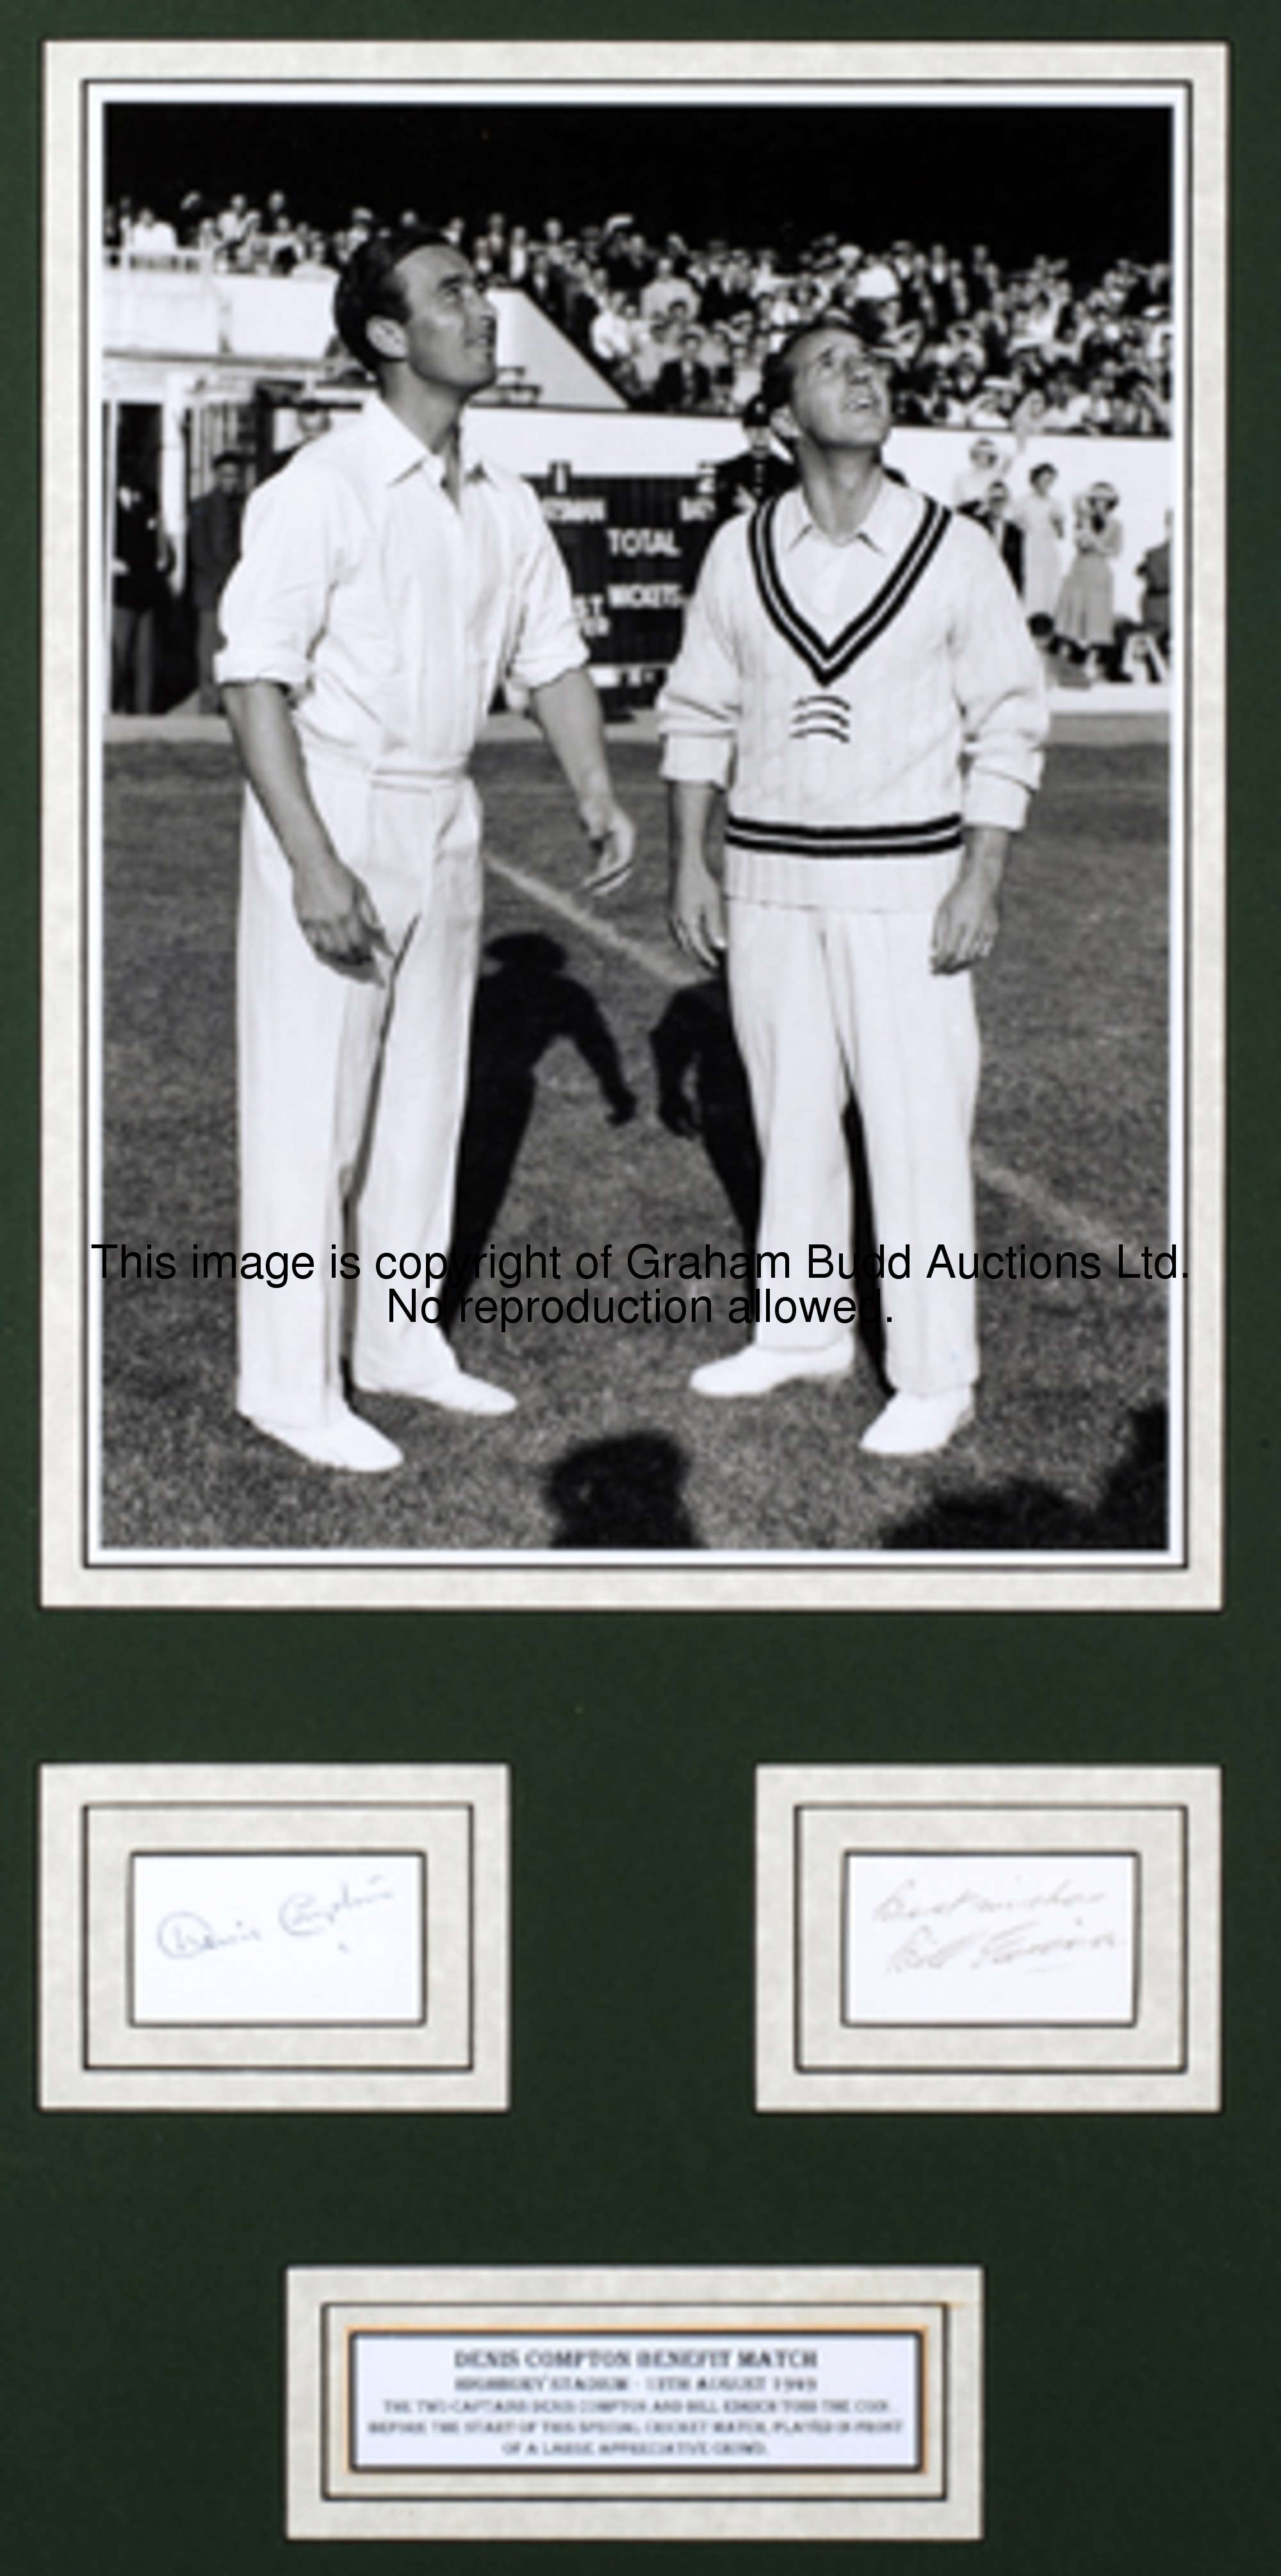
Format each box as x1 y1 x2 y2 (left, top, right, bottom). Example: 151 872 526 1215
42 42 1225 1604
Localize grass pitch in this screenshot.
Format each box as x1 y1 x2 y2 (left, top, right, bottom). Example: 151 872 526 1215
97 724 1170 1554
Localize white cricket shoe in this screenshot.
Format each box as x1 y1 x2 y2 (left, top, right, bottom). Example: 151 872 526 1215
248 1408 403 1472
354 1358 516 1417
859 1389 974 1457
690 1339 854 1399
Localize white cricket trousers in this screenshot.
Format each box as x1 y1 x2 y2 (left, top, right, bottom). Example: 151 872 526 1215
236 760 483 1433
726 897 981 1398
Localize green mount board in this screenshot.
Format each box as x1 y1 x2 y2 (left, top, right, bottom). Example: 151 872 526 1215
4 5 1277 2572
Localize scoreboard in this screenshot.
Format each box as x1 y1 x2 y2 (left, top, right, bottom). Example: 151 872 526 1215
535 464 719 704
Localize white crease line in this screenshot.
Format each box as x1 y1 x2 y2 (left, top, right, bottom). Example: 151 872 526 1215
969 1152 1132 1255
485 848 1152 1258
485 850 691 991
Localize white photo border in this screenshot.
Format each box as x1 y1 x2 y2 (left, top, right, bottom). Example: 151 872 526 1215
42 41 1228 1608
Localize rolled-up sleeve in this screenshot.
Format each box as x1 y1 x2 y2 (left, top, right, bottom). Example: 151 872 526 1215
657 531 745 790
504 493 589 692
214 467 342 693
947 519 1049 832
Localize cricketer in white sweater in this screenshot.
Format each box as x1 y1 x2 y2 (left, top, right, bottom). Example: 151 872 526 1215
658 320 1048 1451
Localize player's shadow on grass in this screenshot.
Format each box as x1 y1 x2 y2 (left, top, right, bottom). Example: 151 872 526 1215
446 931 637 1323
649 974 889 1383
545 1433 702 1549
651 975 760 1243
881 1401 1167 1551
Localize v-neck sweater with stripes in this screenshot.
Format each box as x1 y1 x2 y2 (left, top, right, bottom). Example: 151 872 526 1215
657 474 1048 910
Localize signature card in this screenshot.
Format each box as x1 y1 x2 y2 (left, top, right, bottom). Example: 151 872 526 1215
131 1852 427 2026
286 2265 982 2542
758 1766 1220 2112
844 1851 1138 2025
40 1765 509 2110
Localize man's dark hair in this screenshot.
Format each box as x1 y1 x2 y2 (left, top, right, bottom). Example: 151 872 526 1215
333 225 452 375
212 448 243 470
760 313 877 420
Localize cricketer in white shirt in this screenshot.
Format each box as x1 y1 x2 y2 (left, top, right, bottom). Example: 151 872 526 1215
217 231 633 1473
658 317 1047 1455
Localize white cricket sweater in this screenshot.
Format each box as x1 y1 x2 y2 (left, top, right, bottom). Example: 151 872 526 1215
657 473 1048 909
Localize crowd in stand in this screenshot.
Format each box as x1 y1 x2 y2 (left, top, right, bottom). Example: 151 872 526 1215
106 192 1173 436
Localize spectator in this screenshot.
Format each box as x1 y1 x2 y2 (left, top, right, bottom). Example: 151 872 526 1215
186 450 246 712
874 294 926 377
111 480 173 712
629 311 674 404
1011 383 1052 444
727 324 767 415
701 249 755 327
481 211 510 275
589 288 637 378
703 325 737 411
563 256 605 351
1009 288 1062 357
605 224 653 298
853 247 900 304
213 193 255 263
291 228 338 282
332 205 376 266
640 254 693 325
264 212 301 275
921 240 958 322
123 206 177 264
1041 367 1089 431
952 434 1007 509
1013 462 1067 637
664 281 702 333
711 393 796 523
1136 510 1173 664
959 477 1024 592
1079 371 1118 435
177 190 210 246
967 376 1015 430
655 327 714 413
1055 482 1123 680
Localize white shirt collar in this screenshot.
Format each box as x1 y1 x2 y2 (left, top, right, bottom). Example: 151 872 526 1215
364 395 491 489
778 470 918 557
